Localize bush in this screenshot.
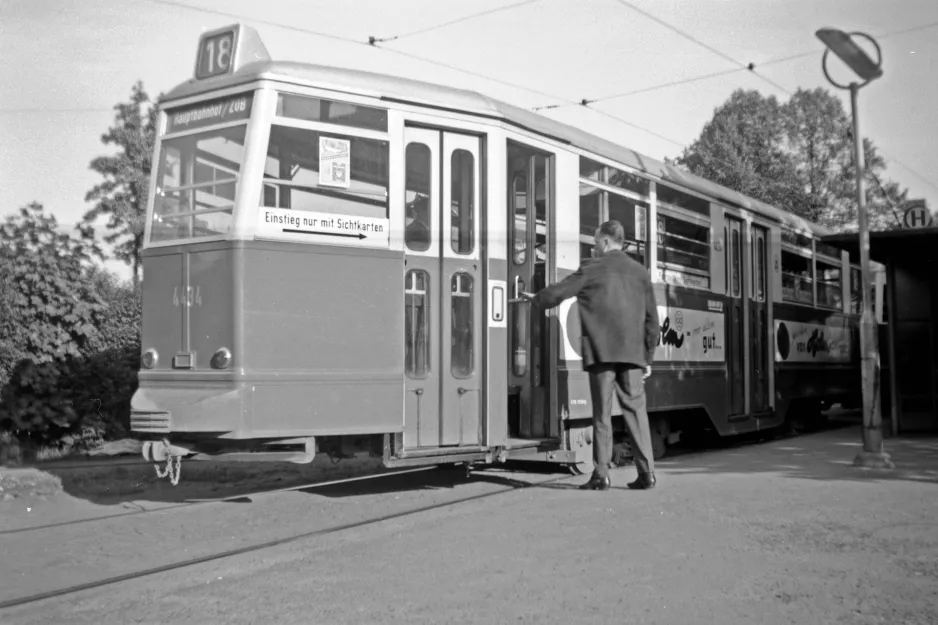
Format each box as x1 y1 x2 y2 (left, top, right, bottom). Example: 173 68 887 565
0 203 141 447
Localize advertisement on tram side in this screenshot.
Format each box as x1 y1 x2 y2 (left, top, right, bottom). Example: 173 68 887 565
774 319 852 363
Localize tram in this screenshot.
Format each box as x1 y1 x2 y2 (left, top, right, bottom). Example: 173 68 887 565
132 24 884 478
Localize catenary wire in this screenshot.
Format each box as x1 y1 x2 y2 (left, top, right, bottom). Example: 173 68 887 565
368 0 542 44
7 0 936 202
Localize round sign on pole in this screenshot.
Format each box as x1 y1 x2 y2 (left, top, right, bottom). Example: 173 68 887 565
902 201 932 229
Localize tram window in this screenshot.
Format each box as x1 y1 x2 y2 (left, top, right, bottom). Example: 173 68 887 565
579 157 604 182
781 228 812 250
450 150 474 255
816 260 842 309
404 270 430 379
850 267 862 314
261 125 389 219
608 194 647 265
731 229 741 297
276 93 388 132
607 165 650 197
756 236 766 301
724 226 729 294
579 183 602 262
512 277 527 376
404 143 431 252
579 184 602 236
512 174 527 265
151 125 246 243
451 273 474 378
657 185 710 217
781 251 813 304
656 213 711 289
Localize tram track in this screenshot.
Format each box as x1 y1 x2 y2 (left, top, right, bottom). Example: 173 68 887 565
0 469 572 611
0 466 437 537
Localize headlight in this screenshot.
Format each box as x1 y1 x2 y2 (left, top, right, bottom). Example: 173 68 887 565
142 348 158 369
210 347 232 369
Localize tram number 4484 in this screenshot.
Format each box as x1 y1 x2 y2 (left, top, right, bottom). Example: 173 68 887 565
172 286 203 308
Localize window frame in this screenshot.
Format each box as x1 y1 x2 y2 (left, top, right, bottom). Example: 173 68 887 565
655 206 712 291
780 245 815 306
815 254 844 311
404 141 433 253
259 115 391 220
577 175 650 266
404 269 431 380
149 119 250 246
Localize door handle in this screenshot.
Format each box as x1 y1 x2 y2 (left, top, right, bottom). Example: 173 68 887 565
508 275 533 304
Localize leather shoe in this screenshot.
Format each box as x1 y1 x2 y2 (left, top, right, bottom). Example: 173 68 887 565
627 472 656 490
579 476 611 491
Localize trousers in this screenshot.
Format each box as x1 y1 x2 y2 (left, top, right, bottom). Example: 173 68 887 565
587 363 655 479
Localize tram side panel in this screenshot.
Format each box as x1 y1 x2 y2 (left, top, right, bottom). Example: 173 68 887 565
772 302 859 422
554 280 729 434
241 242 405 436
645 284 729 431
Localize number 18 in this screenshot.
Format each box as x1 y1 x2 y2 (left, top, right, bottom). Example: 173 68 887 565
202 34 233 76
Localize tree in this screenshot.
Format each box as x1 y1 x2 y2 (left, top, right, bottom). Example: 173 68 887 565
84 81 158 288
781 88 903 231
674 89 805 215
676 87 908 231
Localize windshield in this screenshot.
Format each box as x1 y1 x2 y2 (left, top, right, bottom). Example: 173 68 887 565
150 124 247 243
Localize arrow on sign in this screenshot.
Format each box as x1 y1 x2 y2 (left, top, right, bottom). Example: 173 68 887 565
282 228 366 240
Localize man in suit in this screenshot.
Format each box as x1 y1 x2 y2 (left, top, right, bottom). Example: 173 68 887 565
524 220 660 491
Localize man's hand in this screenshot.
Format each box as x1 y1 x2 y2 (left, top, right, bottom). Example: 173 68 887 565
642 365 652 380
519 291 536 302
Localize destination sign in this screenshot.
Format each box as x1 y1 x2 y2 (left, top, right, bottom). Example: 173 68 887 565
165 93 253 134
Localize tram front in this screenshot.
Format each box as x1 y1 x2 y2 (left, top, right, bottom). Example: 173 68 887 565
131 24 404 474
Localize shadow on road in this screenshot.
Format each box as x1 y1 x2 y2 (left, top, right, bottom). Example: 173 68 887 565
9 416 936 512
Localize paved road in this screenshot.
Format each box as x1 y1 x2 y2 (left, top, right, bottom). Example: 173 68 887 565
2 428 936 624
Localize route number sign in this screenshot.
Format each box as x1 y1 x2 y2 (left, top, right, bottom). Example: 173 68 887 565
196 28 237 80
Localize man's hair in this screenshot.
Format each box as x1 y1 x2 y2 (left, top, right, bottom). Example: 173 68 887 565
597 220 625 245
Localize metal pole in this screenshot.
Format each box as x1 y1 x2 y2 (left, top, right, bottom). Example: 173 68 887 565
850 82 893 468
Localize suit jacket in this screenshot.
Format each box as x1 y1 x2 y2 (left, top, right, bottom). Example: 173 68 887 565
532 250 659 369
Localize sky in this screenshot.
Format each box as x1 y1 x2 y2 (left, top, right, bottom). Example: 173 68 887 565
2 0 936 282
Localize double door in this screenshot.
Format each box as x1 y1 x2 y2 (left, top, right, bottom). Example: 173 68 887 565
402 127 483 449
726 216 770 417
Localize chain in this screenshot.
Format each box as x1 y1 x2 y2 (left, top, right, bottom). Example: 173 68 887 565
153 455 182 486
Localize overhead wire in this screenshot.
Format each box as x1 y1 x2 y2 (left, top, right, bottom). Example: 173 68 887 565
532 17 938 110
6 0 937 212
537 0 933 223
139 0 574 106
368 0 542 44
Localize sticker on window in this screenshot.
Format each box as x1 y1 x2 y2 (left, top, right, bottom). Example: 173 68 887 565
319 137 351 189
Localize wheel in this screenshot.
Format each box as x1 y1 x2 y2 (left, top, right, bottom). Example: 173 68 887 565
651 428 667 460
650 415 670 460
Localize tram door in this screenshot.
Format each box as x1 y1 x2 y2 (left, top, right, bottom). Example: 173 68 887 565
726 216 746 416
750 225 770 413
402 127 483 449
506 142 552 439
